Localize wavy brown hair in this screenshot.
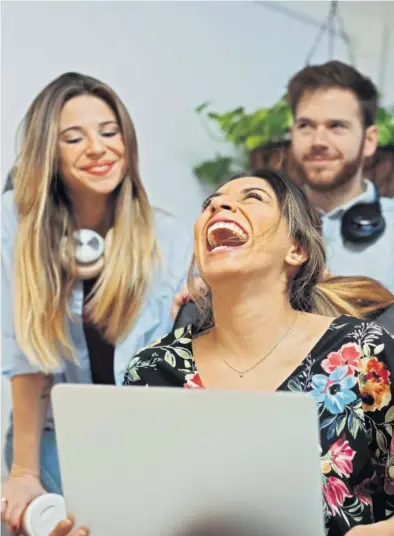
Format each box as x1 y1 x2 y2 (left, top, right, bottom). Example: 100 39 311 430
287 60 378 128
13 72 159 371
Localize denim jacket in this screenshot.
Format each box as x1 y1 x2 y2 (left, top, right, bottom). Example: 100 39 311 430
1 190 192 428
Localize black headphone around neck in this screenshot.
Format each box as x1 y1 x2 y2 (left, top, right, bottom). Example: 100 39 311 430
340 183 386 245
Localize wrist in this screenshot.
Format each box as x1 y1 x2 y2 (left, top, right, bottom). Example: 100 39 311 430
10 463 40 479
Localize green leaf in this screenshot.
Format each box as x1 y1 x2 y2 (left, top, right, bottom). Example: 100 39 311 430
174 327 185 339
206 108 246 136
164 350 176 368
386 406 394 423
193 156 233 186
336 415 347 435
349 412 360 439
376 429 387 452
378 123 394 145
249 108 269 125
195 101 210 113
226 116 255 145
374 343 384 355
173 347 193 360
245 135 267 151
376 106 394 146
207 111 221 121
128 368 141 382
287 377 302 392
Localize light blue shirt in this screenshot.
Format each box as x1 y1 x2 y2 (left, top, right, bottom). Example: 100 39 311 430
321 180 394 293
1 190 192 428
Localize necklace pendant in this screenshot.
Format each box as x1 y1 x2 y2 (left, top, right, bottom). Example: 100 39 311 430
239 373 244 378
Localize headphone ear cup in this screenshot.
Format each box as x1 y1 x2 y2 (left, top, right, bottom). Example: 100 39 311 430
60 236 70 273
341 202 386 244
76 257 105 280
60 229 113 280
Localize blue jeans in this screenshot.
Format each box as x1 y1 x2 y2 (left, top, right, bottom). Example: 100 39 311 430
4 428 63 495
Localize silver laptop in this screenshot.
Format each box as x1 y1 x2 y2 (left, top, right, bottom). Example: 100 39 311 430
52 385 325 536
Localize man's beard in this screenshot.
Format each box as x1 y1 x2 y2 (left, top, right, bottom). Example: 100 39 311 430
291 141 364 193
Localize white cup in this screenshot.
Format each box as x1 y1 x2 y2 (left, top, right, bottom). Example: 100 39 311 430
22 494 66 536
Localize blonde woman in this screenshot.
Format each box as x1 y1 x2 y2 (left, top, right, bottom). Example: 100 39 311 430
1 72 191 533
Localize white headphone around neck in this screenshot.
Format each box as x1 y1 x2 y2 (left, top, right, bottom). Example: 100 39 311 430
60 228 113 280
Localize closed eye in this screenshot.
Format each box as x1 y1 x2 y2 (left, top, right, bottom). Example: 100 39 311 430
101 131 119 138
201 197 213 211
244 191 263 202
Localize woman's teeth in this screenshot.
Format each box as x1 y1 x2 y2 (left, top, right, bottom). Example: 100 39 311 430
207 221 248 250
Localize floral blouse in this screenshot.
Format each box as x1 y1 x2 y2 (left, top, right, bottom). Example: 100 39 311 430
123 315 394 536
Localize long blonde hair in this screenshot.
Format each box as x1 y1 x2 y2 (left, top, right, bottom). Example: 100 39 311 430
13 72 159 371
187 168 394 324
314 275 394 319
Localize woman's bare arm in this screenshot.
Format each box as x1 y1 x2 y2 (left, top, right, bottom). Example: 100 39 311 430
10 373 53 475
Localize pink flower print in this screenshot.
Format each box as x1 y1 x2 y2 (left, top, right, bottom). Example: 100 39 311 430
323 477 352 516
329 437 355 478
322 343 361 376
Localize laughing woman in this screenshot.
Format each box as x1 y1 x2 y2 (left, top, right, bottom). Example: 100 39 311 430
1 72 190 533
120 168 394 536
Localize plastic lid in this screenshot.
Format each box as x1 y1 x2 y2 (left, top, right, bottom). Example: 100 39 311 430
23 494 67 536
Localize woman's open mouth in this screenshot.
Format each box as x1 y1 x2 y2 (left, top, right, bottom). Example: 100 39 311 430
206 220 249 253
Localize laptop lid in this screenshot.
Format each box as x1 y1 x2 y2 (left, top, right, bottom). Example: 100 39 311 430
52 385 325 536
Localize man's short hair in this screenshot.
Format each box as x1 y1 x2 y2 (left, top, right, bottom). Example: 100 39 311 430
287 60 378 128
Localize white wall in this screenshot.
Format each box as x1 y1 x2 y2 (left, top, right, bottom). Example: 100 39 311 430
2 1 393 229
1 0 393 477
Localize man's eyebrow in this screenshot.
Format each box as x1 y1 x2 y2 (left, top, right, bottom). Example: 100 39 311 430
295 116 352 127
295 116 313 124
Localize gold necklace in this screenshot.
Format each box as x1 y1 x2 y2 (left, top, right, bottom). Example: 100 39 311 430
220 314 299 378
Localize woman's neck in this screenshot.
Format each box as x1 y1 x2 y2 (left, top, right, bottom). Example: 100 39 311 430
209 278 299 362
70 192 113 236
